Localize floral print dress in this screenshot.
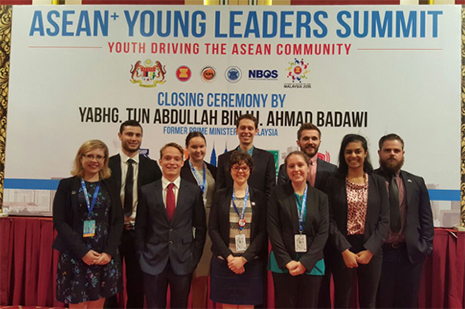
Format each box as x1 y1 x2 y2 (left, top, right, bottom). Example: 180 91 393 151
56 181 121 304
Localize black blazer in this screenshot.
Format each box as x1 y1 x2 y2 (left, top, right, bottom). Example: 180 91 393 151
208 186 267 262
215 147 276 197
374 168 434 263
326 174 389 255
135 179 207 276
277 158 337 191
267 182 329 272
180 160 217 185
52 177 123 259
108 153 162 192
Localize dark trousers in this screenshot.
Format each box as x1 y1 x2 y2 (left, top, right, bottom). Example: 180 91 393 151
332 235 383 309
272 272 322 309
376 243 425 308
105 229 144 309
318 244 335 309
143 262 193 309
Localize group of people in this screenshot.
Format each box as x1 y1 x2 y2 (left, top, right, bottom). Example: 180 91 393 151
52 114 434 309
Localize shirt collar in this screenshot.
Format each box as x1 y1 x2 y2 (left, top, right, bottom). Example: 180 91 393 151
162 176 181 189
309 155 318 165
237 145 254 156
120 151 139 164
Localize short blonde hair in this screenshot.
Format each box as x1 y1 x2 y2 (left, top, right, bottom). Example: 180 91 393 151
71 140 111 179
159 142 184 160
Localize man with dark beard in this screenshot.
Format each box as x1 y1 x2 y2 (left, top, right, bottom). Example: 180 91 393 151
374 133 434 308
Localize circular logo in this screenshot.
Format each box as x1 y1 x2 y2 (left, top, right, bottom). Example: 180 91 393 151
176 66 191 82
225 66 242 83
294 66 302 75
201 66 216 83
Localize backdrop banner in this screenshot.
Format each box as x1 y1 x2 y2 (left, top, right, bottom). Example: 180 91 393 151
3 5 461 222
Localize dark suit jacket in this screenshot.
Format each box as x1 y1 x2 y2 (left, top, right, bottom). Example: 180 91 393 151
374 168 434 263
208 186 267 262
108 153 162 194
215 147 276 197
326 173 389 255
267 182 329 272
180 160 217 185
52 177 123 259
135 179 207 276
277 158 337 191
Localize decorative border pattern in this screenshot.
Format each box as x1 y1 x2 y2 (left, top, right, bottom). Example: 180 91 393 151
461 7 465 227
0 5 11 212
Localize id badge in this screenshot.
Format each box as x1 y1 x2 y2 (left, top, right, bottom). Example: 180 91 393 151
83 220 96 237
235 234 247 252
295 234 307 252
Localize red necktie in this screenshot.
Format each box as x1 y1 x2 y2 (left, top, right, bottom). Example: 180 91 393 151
166 183 175 221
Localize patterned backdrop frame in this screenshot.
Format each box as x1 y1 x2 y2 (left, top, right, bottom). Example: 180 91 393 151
0 5 463 227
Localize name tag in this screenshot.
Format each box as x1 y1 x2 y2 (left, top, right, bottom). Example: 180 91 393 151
235 234 247 252
295 234 307 252
83 220 96 237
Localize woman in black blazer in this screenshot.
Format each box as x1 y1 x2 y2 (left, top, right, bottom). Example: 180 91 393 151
268 151 329 309
326 134 389 308
53 140 123 308
209 151 267 308
180 131 217 308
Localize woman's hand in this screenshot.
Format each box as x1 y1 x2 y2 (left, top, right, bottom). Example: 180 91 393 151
289 262 307 276
82 250 101 265
95 252 112 265
342 249 359 269
356 250 373 264
228 256 246 274
286 260 299 272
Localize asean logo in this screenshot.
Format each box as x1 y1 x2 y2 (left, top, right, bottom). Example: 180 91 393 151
225 66 242 83
130 60 166 88
176 66 192 82
286 58 309 83
201 66 216 83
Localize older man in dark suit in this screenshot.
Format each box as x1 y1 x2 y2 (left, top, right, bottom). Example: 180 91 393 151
105 120 162 309
375 134 434 308
135 142 206 309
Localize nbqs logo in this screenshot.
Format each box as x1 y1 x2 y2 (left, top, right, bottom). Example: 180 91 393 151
286 58 309 83
130 60 166 88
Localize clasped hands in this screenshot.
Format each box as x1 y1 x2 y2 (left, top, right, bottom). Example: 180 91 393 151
342 249 373 269
227 255 247 274
286 260 307 276
82 250 112 266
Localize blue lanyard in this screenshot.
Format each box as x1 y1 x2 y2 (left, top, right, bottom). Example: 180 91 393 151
188 160 206 193
296 185 308 233
81 179 100 219
232 186 249 231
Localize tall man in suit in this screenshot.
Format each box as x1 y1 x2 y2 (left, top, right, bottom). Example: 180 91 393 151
277 123 337 308
135 142 206 308
277 123 337 189
216 113 276 197
105 120 162 309
375 133 434 308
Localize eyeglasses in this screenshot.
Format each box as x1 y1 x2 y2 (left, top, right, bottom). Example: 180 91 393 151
231 165 250 172
82 154 105 161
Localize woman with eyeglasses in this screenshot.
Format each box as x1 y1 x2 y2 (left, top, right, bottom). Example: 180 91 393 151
268 151 329 308
53 140 123 309
326 134 389 308
180 131 217 308
209 151 267 309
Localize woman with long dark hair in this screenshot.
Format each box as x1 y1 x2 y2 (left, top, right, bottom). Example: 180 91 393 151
326 134 389 308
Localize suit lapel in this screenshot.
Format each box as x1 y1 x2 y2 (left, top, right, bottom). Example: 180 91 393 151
111 155 122 189
171 179 187 223
154 181 170 222
315 159 323 188
400 171 412 209
365 175 376 227
137 154 145 190
285 187 300 233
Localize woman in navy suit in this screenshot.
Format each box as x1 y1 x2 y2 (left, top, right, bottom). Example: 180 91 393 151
53 140 123 308
268 151 329 308
180 131 217 308
326 134 389 308
209 151 267 309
